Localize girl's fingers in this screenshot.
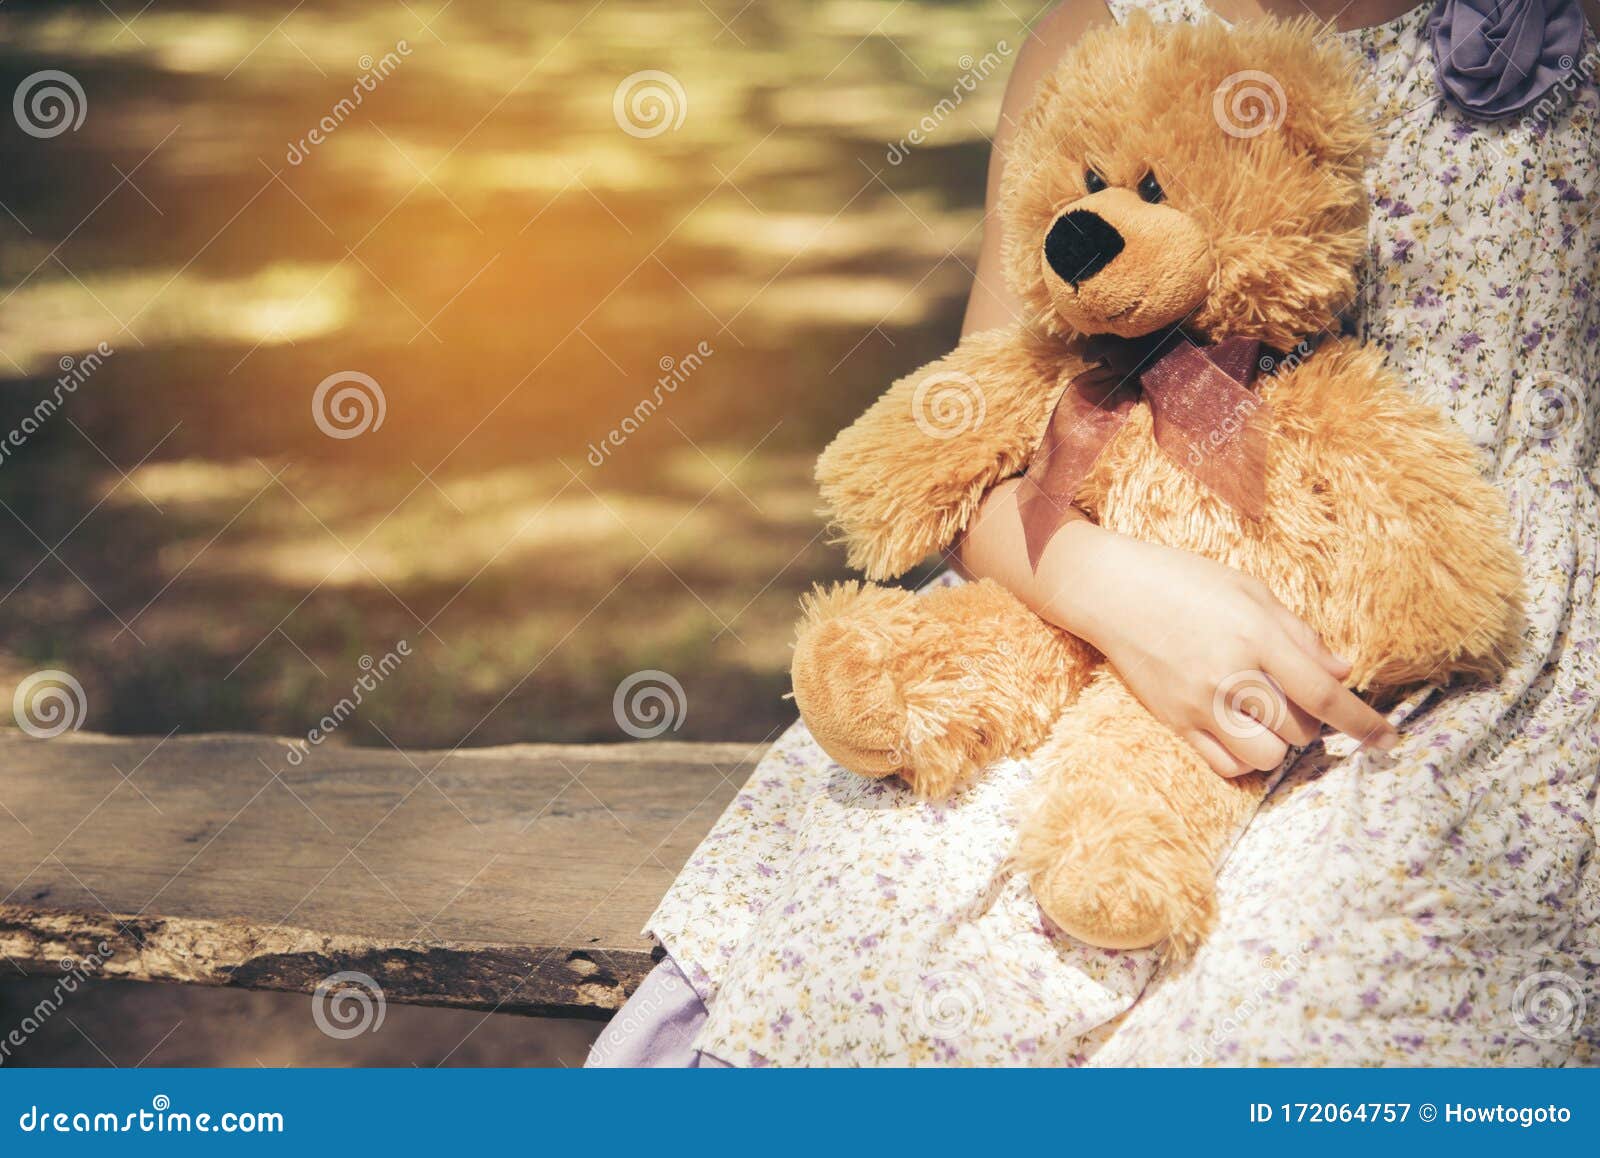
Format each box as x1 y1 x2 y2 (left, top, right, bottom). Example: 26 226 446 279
1186 730 1253 778
1269 645 1398 750
1208 659 1314 752
1209 716 1290 774
1273 607 1352 680
1272 698 1323 747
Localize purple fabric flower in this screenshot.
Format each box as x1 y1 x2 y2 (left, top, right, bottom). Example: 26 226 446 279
1429 0 1586 120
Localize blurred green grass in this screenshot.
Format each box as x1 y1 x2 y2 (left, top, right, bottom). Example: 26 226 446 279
0 0 1039 748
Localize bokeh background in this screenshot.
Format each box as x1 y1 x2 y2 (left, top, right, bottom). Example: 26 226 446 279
0 0 1041 1064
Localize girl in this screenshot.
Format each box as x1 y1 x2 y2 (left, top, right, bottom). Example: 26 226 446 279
592 0 1598 1066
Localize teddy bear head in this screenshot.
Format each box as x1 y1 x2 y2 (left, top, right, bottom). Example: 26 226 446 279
1001 15 1374 352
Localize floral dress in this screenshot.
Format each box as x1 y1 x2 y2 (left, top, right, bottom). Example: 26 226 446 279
642 0 1600 1066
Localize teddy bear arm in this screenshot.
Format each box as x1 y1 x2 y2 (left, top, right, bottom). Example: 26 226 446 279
815 327 1067 580
791 577 1098 798
1293 352 1525 690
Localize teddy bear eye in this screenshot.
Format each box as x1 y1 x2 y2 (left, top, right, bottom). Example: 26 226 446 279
1137 171 1164 204
1083 168 1108 194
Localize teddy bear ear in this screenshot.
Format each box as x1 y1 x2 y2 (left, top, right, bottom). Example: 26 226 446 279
1211 16 1376 173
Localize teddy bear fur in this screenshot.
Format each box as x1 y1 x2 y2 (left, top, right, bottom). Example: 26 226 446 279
790 14 1526 956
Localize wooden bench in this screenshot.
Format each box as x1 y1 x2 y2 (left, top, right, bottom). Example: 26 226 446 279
0 732 762 1018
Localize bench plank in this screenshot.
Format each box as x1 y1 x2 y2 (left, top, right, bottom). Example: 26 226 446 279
0 733 763 1017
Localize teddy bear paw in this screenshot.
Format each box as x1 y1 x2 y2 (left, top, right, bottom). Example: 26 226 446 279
1020 781 1216 956
790 583 917 782
791 580 1025 799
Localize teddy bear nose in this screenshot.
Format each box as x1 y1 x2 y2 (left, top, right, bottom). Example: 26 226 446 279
1044 210 1126 288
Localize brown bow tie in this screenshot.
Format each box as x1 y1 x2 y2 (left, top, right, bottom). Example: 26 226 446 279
1017 330 1271 571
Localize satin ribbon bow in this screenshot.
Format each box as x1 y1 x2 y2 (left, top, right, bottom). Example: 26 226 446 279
1017 331 1272 571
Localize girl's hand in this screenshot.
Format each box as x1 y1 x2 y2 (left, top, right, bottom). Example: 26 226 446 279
957 480 1399 777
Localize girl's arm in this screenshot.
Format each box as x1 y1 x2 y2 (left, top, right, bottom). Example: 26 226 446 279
953 0 1398 776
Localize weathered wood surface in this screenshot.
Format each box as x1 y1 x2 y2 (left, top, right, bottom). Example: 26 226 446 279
0 733 764 1017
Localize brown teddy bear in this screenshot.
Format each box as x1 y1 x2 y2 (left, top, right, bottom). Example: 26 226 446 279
790 14 1525 956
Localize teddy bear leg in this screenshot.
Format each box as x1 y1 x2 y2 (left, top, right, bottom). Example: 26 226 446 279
791 578 1095 799
1018 672 1271 957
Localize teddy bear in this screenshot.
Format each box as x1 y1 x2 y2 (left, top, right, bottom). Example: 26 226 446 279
790 14 1525 956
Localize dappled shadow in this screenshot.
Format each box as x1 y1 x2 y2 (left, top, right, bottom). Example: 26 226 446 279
0 0 1037 744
